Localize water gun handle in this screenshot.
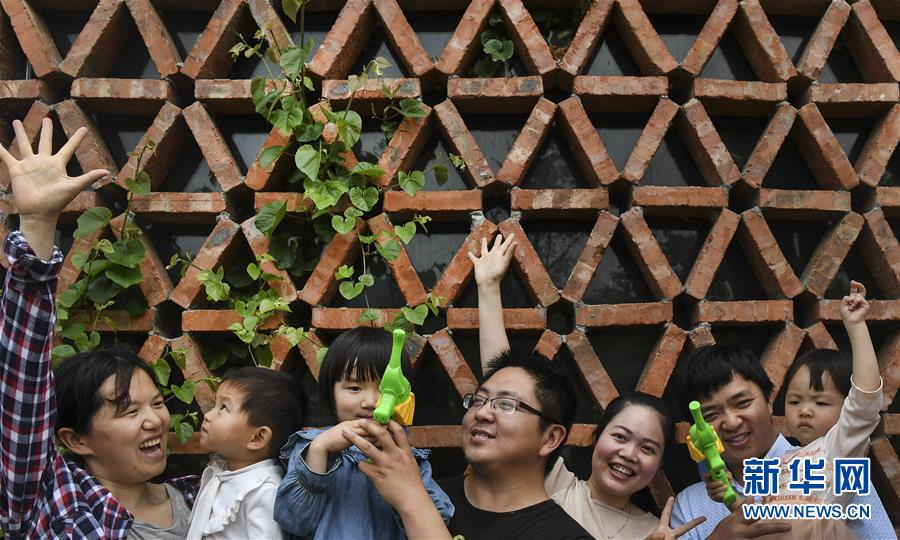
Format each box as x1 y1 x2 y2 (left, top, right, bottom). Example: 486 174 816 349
373 329 414 425
687 401 738 510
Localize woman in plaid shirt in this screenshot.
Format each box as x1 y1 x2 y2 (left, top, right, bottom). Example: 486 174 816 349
0 118 198 539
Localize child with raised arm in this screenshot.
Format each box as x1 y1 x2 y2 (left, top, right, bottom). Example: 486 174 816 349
706 280 886 539
272 327 454 539
186 367 304 539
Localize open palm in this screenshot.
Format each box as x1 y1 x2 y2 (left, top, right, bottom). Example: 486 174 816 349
2 118 108 218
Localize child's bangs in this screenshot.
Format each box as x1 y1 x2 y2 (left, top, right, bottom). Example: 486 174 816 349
340 355 383 383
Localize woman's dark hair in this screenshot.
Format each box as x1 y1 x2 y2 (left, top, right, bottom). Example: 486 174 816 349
781 349 852 399
221 367 305 458
676 344 774 420
317 327 411 415
592 392 675 452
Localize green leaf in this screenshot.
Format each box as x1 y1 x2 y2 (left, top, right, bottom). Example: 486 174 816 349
268 234 296 269
395 222 416 244
74 207 112 238
105 239 145 268
171 380 196 404
203 347 228 371
398 98 426 118
334 264 355 280
338 280 365 300
352 162 385 178
272 106 304 134
295 144 321 181
246 263 261 280
106 264 143 289
331 207 362 235
125 170 151 196
401 304 429 325
282 0 302 22
335 110 362 150
259 145 283 169
349 186 379 212
449 153 466 170
481 28 501 45
359 273 374 287
484 38 514 62
251 78 278 116
153 358 171 386
72 252 88 270
255 200 287 238
174 420 194 444
51 344 76 360
170 348 187 370
472 56 498 78
57 286 81 309
398 170 425 196
434 164 449 186
59 322 86 340
296 121 324 142
86 276 122 304
316 346 329 365
377 239 401 261
359 308 380 323
279 45 307 77
254 345 273 368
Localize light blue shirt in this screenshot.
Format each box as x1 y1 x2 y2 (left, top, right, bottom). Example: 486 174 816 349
670 434 896 540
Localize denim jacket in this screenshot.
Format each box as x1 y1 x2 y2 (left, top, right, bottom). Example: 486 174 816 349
273 428 454 539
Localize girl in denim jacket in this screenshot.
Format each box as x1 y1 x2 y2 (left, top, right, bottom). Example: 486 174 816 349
273 327 454 539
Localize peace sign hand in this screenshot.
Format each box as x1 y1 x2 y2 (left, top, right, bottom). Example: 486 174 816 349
645 497 706 540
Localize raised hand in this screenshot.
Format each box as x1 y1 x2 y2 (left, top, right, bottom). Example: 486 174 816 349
840 280 869 326
468 233 516 287
645 497 705 540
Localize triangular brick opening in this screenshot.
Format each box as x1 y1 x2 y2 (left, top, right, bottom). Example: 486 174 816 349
707 240 770 301
700 28 758 81
583 14 642 76
711 324 780 362
155 136 219 193
767 218 834 276
405 221 471 290
818 30 865 83
710 115 770 170
462 112 531 175
647 216 712 284
90 114 155 170
327 254 406 309
768 14 820 67
556 345 604 423
275 7 341 55
350 25 412 78
404 9 464 61
412 133 471 191
824 117 875 165
43 9 92 59
107 15 159 79
520 121 590 189
0 11 27 79
642 128 708 187
263 212 328 293
461 6 530 78
582 230 657 304
522 218 594 289
411 345 468 424
214 112 272 173
455 261 537 309
590 110 652 171
159 9 215 61
352 116 393 164
590 326 663 394
763 129 821 190
823 243 884 300
646 12 708 63
140 220 216 286
883 149 900 187
228 42 278 79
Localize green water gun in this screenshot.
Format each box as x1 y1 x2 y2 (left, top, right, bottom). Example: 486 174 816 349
686 400 738 510
373 329 415 426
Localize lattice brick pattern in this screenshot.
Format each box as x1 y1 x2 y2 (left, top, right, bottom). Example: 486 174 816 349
0 0 898 518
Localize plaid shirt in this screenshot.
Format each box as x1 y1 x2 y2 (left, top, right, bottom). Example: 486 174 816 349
0 231 197 539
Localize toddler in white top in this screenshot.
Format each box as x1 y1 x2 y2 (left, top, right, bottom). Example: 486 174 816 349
186 367 304 539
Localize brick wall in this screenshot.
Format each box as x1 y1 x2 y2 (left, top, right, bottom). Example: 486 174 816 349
0 0 898 520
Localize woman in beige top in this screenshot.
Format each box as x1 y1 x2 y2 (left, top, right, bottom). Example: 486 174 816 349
545 392 705 540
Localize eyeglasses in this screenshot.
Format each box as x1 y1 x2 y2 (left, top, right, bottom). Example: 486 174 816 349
462 393 562 425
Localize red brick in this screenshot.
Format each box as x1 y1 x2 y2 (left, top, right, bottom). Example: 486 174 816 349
761 322 806 402
298 220 362 307
137 334 170 365
59 0 132 79
620 208 683 300
847 1 900 82
801 212 863 298
55 99 118 183
499 97 555 185
0 80 57 105
691 300 793 324
756 189 851 219
575 303 672 327
367 213 427 307
511 188 608 218
803 321 839 350
0 6 24 80
245 0 292 54
296 330 326 380
448 77 543 114
565 329 618 407
126 0 180 78
70 78 175 115
731 0 796 82
869 439 900 507
384 191 481 219
741 103 796 188
693 79 787 116
170 334 216 411
688 323 716 349
434 0 493 77
857 103 900 187
533 329 562 360
621 98 679 184
0 0 62 79
447 307 546 330
109 213 173 307
738 209 804 298
2 190 101 223
795 1 851 82
858 208 900 298
244 125 294 191
131 193 227 223
612 0 678 76
434 99 494 188
558 0 615 86
572 76 667 111
432 219 498 305
194 80 255 114
684 209 740 301
309 0 374 80
240 217 298 302
557 96 618 186
58 227 103 292
323 78 421 110
182 309 283 331
562 212 619 303
182 102 242 192
312 307 402 329
170 217 242 308
117 103 188 191
428 329 479 397
636 323 687 397
878 330 900 412
631 186 728 216
806 299 900 322
408 426 463 448
877 188 900 214
676 99 741 186
794 103 859 190
372 0 437 86
377 104 432 188
181 0 254 80
79 309 153 332
499 219 560 306
681 0 738 76
804 83 898 117
496 0 556 82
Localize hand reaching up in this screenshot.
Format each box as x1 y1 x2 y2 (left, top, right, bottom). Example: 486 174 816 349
840 280 869 327
468 233 516 288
